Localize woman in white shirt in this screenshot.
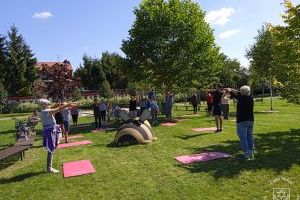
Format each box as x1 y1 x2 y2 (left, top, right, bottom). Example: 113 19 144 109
39 99 76 173
221 91 230 120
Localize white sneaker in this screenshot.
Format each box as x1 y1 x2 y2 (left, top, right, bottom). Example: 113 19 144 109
48 168 59 173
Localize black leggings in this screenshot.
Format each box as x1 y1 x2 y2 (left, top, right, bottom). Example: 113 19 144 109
71 115 78 123
193 105 197 114
94 114 101 128
100 111 106 122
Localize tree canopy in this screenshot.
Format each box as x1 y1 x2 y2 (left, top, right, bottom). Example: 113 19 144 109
271 0 300 103
246 0 300 103
219 53 246 88
74 55 106 91
122 0 222 92
0 26 37 96
43 61 80 101
74 52 128 95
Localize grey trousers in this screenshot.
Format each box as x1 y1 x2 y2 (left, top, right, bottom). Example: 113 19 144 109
47 151 54 171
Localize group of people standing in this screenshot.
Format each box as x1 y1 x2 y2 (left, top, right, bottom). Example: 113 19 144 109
54 101 79 144
206 87 230 120
38 83 255 174
208 84 255 161
93 99 109 129
129 91 160 125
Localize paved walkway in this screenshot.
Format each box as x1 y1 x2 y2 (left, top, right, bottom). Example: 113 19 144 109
0 116 28 121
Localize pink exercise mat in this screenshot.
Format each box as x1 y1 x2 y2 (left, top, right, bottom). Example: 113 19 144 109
191 127 216 132
175 152 231 164
57 140 92 149
161 122 177 127
63 160 96 178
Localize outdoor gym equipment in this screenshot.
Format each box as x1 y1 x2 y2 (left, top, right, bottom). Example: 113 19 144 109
14 119 30 141
114 109 153 146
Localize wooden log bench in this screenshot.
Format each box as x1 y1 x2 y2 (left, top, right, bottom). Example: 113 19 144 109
0 136 34 161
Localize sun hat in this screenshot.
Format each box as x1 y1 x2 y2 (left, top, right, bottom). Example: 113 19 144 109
37 98 51 105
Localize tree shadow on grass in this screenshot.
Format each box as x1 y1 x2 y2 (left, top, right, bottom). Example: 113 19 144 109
0 171 45 184
0 130 15 135
69 123 94 134
180 129 300 179
0 154 21 171
174 132 212 140
70 121 122 135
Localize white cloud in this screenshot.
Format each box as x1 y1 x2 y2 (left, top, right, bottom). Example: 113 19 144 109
240 59 250 68
219 29 241 39
205 8 235 25
32 12 53 19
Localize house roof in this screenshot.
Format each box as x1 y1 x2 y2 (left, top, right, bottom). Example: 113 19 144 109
36 61 73 71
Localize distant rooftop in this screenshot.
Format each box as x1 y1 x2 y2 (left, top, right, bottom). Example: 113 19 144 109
36 60 73 71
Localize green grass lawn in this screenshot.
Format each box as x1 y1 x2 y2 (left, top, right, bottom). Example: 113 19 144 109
0 98 299 200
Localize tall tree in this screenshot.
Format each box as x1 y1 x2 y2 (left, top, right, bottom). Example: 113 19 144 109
74 55 106 91
43 61 80 101
0 81 8 113
99 79 112 99
219 54 242 88
246 25 275 83
0 34 7 82
271 0 300 103
5 25 37 96
122 0 221 93
32 78 47 99
100 52 128 90
247 1 300 103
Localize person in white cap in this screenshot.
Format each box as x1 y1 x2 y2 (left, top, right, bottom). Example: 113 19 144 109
38 99 76 173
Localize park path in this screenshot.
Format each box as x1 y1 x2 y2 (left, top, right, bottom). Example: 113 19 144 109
0 116 28 121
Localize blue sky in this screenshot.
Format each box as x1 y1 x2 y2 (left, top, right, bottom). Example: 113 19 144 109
1 0 299 70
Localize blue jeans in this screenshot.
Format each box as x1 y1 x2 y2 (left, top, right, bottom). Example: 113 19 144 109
165 106 172 121
237 121 255 157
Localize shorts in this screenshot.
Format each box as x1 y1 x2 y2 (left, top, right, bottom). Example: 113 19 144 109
212 104 222 116
63 121 70 132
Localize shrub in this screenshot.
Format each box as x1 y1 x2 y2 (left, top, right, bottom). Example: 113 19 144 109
15 102 39 113
1 101 18 114
117 98 130 107
76 98 94 109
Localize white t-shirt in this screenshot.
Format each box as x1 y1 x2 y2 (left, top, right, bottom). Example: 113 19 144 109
41 109 56 127
221 94 230 105
61 109 70 121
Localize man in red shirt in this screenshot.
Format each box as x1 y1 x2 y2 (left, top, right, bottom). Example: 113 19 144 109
206 92 213 116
